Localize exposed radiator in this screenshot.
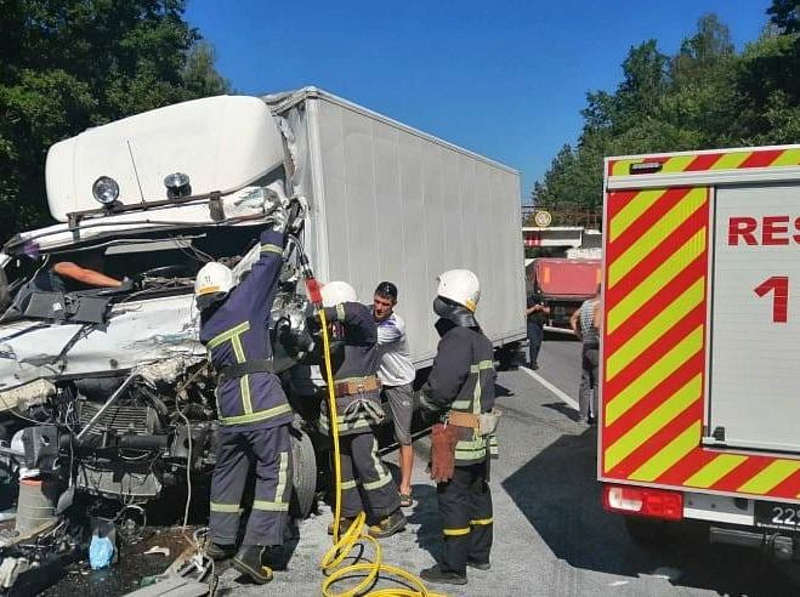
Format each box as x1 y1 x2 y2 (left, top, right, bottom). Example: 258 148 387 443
77 400 159 436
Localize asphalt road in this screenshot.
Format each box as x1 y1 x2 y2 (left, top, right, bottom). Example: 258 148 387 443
46 335 800 596
211 334 798 596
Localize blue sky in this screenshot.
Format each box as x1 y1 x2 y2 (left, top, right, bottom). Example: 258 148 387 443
187 1 771 201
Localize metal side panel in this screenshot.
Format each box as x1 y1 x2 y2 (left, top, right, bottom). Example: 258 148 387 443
707 182 800 453
312 97 525 365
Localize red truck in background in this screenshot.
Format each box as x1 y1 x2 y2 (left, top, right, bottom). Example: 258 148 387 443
529 258 602 329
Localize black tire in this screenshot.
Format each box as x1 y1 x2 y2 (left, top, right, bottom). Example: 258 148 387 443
496 343 520 371
624 516 669 545
0 267 9 312
290 425 317 519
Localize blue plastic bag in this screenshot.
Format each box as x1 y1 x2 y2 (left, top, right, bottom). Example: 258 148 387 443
89 534 115 570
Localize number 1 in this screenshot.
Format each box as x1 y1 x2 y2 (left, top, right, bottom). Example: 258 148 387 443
754 276 789 323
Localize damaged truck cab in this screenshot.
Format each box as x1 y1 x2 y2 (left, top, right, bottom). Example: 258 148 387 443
0 96 321 521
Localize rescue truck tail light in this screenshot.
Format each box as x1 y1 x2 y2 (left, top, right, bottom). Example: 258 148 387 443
602 484 683 521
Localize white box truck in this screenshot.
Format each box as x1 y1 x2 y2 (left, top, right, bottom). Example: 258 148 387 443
0 89 525 516
600 143 800 559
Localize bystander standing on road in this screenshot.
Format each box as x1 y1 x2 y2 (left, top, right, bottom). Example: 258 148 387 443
525 290 549 370
570 284 601 424
373 281 417 508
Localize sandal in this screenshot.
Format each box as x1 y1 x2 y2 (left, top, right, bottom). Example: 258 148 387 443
399 492 413 508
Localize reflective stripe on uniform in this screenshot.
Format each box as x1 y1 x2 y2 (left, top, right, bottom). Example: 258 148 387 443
274 451 289 503
443 527 471 536
455 449 487 461
469 360 494 373
336 303 346 321
364 437 393 491
208 321 253 416
253 500 289 511
207 321 251 349
261 243 283 255
210 502 240 513
219 403 293 426
363 475 393 490
470 517 493 526
240 374 253 414
341 479 359 490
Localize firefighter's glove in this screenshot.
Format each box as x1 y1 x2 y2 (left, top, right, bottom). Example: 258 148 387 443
306 312 323 334
266 205 289 234
430 423 459 483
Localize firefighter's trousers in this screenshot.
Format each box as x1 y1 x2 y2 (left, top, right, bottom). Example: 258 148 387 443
437 461 493 575
209 423 293 547
338 431 400 520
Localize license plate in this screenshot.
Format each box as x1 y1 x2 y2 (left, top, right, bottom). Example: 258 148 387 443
754 500 800 531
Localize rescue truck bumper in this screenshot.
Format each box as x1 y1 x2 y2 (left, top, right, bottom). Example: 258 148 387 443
603 484 800 560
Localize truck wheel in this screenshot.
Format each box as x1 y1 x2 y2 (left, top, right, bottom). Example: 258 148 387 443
624 516 669 545
0 268 9 312
290 426 317 519
496 344 520 371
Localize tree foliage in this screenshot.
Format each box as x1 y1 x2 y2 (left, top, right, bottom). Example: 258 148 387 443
532 5 800 221
0 0 230 243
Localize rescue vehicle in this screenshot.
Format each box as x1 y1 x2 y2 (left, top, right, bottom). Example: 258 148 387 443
600 144 800 559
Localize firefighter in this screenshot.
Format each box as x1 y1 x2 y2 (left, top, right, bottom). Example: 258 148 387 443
315 281 407 538
194 200 293 585
419 269 498 587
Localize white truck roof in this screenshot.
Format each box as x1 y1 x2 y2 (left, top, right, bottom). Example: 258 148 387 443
45 95 285 221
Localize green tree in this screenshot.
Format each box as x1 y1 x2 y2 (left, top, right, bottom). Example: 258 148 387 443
0 0 230 244
533 5 800 222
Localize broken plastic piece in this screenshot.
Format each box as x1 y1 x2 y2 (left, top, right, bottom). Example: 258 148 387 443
144 546 171 557
89 534 115 569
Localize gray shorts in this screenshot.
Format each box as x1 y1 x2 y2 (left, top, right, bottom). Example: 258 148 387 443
383 383 414 445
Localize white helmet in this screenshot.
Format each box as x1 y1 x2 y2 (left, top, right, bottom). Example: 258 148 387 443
194 262 234 309
436 269 480 312
321 281 357 307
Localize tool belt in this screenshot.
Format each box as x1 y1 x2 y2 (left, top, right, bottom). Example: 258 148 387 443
217 359 274 383
446 408 502 436
334 375 381 397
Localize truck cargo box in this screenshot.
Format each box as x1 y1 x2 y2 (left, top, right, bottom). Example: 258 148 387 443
266 88 526 365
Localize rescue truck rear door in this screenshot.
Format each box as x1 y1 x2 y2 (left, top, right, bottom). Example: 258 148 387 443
707 182 800 453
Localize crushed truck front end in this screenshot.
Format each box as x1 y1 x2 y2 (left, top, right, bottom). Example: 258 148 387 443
599 145 800 559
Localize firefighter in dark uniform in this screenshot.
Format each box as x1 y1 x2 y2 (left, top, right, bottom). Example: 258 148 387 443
419 269 499 586
193 200 292 585
316 281 407 538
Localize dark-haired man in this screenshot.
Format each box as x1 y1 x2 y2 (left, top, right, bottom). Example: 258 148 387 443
373 281 416 507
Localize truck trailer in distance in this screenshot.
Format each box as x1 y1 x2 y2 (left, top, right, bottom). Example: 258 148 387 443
529 257 601 329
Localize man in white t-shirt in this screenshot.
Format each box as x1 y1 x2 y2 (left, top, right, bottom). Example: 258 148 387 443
373 281 416 507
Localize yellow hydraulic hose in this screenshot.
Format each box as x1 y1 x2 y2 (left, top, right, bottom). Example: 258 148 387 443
317 308 445 597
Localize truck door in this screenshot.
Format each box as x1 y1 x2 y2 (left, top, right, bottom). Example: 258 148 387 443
707 182 800 452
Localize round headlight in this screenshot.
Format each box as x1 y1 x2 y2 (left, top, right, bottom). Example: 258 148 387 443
164 172 191 200
92 176 120 205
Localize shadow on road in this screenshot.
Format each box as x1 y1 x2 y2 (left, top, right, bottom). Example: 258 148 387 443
541 401 581 422
406 484 440 562
501 426 798 596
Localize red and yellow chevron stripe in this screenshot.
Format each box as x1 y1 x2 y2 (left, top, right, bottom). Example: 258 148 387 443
601 186 800 500
608 147 800 177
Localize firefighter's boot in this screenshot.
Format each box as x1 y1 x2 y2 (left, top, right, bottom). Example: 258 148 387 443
232 545 273 584
327 516 357 536
205 542 235 561
368 509 407 538
420 564 468 586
